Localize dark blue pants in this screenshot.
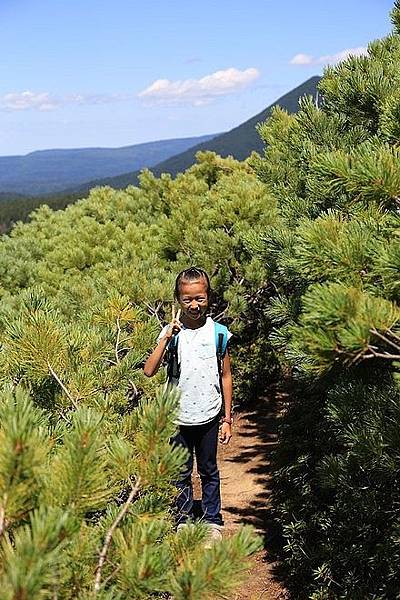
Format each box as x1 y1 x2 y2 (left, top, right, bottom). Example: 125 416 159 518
172 416 223 526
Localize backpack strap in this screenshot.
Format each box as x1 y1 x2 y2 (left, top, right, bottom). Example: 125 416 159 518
166 323 229 383
214 322 229 358
214 322 229 383
166 334 180 382
214 322 228 418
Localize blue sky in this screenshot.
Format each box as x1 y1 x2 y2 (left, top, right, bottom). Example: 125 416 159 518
0 0 395 155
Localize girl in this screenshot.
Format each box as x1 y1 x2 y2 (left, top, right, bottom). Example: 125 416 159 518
143 267 233 540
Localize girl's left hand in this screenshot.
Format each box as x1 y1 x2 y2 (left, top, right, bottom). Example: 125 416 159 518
219 422 232 445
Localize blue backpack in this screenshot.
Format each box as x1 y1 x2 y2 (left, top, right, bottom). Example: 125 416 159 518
166 322 229 383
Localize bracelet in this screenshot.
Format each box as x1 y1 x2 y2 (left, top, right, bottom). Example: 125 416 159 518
221 416 233 425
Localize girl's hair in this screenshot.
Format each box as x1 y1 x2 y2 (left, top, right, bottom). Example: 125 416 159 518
174 267 212 300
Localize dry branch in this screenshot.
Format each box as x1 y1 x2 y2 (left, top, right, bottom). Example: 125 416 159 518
94 477 141 594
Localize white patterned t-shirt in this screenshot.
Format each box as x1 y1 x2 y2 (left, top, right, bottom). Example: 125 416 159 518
158 317 232 426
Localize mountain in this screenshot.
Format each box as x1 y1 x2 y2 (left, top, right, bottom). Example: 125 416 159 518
68 76 321 195
0 76 321 232
0 134 218 196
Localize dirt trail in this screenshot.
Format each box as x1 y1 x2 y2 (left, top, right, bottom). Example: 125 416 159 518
218 395 287 599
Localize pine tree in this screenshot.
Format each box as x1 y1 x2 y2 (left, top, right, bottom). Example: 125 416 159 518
0 153 269 597
249 2 400 597
0 381 262 598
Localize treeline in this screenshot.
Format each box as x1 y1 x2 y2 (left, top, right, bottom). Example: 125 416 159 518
0 77 320 233
0 2 399 598
0 192 83 233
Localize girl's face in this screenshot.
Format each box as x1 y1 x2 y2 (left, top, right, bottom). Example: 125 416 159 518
177 278 209 322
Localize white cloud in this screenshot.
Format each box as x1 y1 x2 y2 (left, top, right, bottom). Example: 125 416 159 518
66 93 129 105
1 91 59 111
290 46 368 66
290 53 314 65
319 46 368 64
2 68 260 112
0 91 130 111
138 67 260 106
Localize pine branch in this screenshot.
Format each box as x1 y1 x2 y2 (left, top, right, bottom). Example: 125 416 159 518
0 495 6 537
370 328 400 352
364 349 400 361
47 361 78 409
387 330 400 344
144 301 163 324
213 303 230 322
94 477 141 594
115 316 121 363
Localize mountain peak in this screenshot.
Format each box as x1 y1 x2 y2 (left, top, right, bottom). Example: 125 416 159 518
68 75 321 195
0 76 320 200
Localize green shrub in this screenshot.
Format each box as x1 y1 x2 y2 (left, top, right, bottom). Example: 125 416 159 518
250 3 400 597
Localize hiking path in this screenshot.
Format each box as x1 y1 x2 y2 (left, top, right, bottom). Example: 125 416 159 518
198 394 288 599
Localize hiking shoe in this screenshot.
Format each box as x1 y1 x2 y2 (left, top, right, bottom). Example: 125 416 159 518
204 524 223 548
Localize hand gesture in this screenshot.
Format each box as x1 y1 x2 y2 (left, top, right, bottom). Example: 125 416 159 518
165 306 182 340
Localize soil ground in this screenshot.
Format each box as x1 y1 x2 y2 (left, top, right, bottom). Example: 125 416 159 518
194 394 288 600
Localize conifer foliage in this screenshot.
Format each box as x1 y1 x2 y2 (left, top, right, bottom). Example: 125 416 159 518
249 2 400 597
0 3 399 597
0 160 268 594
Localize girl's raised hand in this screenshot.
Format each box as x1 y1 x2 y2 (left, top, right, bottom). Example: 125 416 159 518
166 306 182 339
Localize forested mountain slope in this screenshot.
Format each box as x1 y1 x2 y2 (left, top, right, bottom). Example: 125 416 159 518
0 76 319 231
0 133 217 196
64 76 320 194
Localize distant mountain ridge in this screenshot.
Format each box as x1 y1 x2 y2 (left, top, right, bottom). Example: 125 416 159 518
0 134 218 196
0 76 321 232
68 76 321 195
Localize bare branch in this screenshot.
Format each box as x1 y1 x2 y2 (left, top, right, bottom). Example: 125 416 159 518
347 347 369 366
213 303 230 322
58 409 71 424
102 564 121 589
47 361 78 410
144 301 163 325
128 378 139 399
0 497 6 537
370 328 400 352
94 477 141 594
386 329 400 343
364 347 400 360
115 316 121 364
